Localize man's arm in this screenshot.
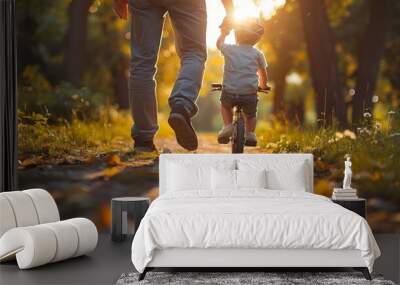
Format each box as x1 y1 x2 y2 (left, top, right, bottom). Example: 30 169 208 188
221 0 234 17
220 0 234 35
113 0 128 20
258 68 268 89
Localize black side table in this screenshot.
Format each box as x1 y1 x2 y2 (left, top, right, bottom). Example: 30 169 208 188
111 197 150 242
332 198 366 218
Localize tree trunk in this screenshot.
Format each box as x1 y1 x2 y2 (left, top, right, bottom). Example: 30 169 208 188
352 0 390 124
112 56 130 109
98 12 130 110
287 101 304 125
299 0 346 128
272 53 292 118
64 0 93 86
16 2 39 75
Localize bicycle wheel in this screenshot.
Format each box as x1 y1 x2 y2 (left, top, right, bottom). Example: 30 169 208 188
232 116 245 153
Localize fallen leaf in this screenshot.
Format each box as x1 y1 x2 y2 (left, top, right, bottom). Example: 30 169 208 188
85 166 124 180
20 158 38 168
106 154 122 166
102 166 122 177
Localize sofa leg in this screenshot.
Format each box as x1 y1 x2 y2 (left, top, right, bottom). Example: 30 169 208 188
354 267 371 280
138 268 148 281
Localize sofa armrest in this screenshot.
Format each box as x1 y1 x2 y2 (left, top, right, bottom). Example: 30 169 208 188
0 189 60 238
0 218 98 269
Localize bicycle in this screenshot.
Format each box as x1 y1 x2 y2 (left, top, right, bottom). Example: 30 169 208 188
212 83 271 153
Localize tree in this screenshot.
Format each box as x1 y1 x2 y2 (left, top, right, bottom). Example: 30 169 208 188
272 52 292 117
383 1 400 97
299 0 346 128
263 1 303 120
16 1 40 74
353 0 390 123
111 56 130 109
64 0 93 86
16 0 65 80
94 0 130 109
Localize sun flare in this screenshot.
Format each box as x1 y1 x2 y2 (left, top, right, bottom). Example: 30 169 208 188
206 0 286 48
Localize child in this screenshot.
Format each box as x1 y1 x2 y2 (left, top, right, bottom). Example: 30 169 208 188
216 18 268 146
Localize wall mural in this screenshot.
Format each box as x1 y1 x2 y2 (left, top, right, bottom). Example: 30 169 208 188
16 0 400 233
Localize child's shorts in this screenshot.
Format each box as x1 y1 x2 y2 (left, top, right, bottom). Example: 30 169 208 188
220 91 258 118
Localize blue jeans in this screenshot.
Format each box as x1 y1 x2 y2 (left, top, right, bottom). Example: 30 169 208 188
129 0 207 143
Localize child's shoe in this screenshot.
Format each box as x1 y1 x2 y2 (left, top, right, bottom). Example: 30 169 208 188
245 132 257 146
217 124 233 144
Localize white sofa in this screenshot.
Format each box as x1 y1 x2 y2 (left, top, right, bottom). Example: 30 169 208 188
0 189 98 269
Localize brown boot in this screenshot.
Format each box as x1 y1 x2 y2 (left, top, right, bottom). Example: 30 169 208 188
168 105 198 151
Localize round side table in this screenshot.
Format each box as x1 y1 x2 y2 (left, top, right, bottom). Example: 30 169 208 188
111 197 150 242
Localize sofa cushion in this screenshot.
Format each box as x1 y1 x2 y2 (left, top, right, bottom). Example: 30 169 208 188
1 191 39 227
0 218 97 269
42 221 79 262
0 196 17 237
0 189 97 269
23 189 60 224
0 189 60 238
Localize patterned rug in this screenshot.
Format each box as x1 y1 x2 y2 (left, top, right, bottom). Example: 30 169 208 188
116 271 396 285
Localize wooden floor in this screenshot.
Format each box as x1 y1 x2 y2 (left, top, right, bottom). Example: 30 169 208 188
0 233 399 285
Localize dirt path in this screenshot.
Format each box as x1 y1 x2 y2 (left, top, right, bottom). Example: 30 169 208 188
17 133 266 230
156 133 264 154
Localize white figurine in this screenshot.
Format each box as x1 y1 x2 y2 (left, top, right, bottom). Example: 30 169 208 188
343 157 352 189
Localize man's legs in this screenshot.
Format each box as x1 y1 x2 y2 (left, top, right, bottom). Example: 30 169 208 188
129 1 165 148
164 0 207 150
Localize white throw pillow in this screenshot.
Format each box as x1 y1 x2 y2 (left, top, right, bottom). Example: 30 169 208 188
238 159 307 191
236 169 267 189
267 168 306 191
167 162 212 191
167 159 236 192
211 168 236 190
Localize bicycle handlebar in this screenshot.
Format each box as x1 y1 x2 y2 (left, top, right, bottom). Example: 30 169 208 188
211 83 271 93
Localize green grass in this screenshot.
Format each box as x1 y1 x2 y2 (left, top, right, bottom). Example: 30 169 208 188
19 107 132 158
256 115 400 205
255 116 400 232
18 106 176 158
